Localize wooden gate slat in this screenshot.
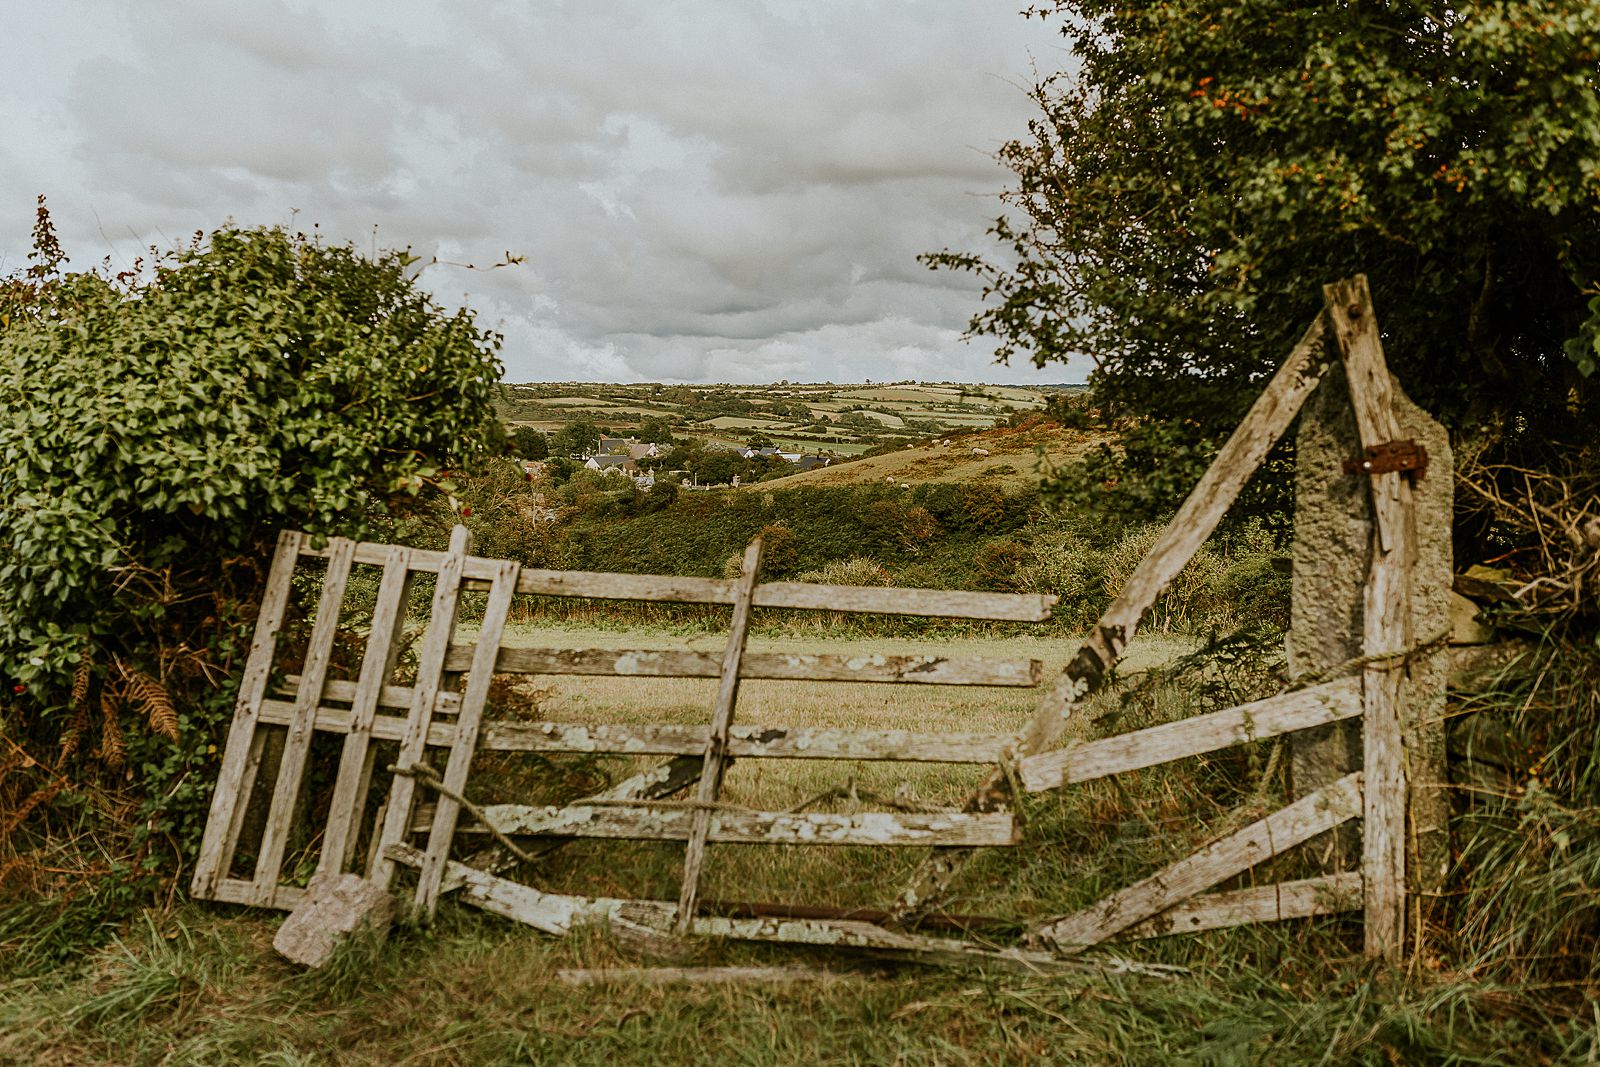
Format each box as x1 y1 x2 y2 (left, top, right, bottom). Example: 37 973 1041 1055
250 536 357 903
441 645 1043 687
372 525 473 892
1031 773 1363 952
413 557 522 918
1119 872 1363 940
317 544 414 877
1017 677 1363 792
677 537 763 933
474 805 1018 847
192 530 305 898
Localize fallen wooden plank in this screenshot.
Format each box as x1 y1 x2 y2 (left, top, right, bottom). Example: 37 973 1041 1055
441 645 1044 687
1117 872 1363 940
1017 678 1362 792
1327 275 1411 963
554 967 853 986
479 805 1019 847
1032 773 1363 952
384 844 1175 977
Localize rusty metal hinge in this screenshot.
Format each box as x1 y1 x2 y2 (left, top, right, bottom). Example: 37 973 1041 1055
1343 439 1428 478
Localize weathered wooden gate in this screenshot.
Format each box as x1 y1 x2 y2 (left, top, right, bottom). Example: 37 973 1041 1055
193 275 1432 967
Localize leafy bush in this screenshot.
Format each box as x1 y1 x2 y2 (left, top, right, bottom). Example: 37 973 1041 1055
0 205 501 887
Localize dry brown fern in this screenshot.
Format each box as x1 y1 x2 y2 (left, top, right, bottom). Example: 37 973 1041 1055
57 700 90 763
97 688 126 770
126 670 179 742
70 643 91 710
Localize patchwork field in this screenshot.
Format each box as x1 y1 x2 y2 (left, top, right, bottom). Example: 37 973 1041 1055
496 380 1076 458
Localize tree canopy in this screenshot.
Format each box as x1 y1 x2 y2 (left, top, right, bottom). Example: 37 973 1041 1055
932 1 1600 517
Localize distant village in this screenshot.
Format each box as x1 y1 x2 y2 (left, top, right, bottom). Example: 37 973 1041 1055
523 435 833 490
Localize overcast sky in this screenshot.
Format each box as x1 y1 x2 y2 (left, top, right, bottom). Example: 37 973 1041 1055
0 1 1087 385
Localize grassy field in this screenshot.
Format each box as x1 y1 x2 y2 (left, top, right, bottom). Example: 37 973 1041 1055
0 621 1584 1064
753 423 1086 491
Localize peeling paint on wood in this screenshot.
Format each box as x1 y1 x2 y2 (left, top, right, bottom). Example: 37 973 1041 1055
1017 678 1362 792
1118 873 1362 940
439 646 1044 687
476 805 1019 847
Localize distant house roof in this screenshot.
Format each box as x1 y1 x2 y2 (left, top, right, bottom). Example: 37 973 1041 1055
585 454 635 472
627 442 668 460
794 455 830 472
598 437 631 452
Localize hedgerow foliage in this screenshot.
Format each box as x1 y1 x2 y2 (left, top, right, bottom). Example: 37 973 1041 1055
0 201 501 880
933 1 1600 521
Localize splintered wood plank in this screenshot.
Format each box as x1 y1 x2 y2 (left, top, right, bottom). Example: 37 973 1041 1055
478 722 1013 763
1118 872 1363 941
474 805 1018 847
1031 773 1363 952
413 557 521 918
193 530 304 898
371 525 473 892
678 538 763 934
384 845 1112 975
250 707 1014 763
1326 274 1411 963
441 645 1044 687
750 583 1055 622
1017 678 1363 792
891 314 1335 922
249 536 357 903
317 545 413 878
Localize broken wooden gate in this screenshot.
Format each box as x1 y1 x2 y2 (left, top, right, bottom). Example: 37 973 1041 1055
193 275 1429 967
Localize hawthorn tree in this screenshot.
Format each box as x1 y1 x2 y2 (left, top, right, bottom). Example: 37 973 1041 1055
932 1 1600 519
0 203 502 865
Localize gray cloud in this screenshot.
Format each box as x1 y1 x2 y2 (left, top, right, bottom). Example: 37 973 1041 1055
0 0 1089 384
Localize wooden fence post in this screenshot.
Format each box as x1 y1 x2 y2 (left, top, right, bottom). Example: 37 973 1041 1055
676 537 764 934
1324 276 1410 962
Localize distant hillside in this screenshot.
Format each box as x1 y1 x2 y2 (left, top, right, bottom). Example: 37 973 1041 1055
751 421 1095 491
497 380 1049 457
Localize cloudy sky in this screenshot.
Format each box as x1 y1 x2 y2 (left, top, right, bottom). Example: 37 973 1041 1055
0 1 1088 385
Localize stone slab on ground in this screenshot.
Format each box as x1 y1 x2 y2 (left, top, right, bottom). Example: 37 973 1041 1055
273 872 395 968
